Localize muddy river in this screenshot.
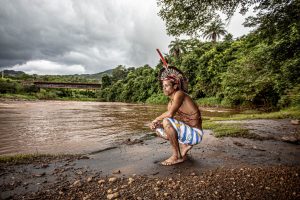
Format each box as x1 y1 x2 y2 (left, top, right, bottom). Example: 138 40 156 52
0 101 237 155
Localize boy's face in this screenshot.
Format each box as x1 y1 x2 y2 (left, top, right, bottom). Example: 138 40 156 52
162 80 177 96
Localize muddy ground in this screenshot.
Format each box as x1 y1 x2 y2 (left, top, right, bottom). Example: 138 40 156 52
0 119 300 199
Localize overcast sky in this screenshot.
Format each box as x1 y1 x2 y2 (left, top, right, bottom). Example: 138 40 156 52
0 0 254 75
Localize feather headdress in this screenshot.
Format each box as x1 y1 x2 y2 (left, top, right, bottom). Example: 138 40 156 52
158 66 188 93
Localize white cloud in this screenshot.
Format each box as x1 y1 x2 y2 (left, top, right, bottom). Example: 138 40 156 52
10 60 86 75
0 0 253 75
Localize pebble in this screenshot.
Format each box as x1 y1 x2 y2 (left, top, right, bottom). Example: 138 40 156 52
107 192 119 199
107 189 113 194
72 180 81 187
109 177 117 183
98 179 105 184
87 177 93 182
164 193 170 197
112 170 121 174
76 170 83 175
121 185 127 189
41 164 49 168
83 194 91 200
128 177 134 184
154 187 160 191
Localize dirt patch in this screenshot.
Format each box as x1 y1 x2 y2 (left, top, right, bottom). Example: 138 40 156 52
218 119 300 143
14 166 300 200
1 121 300 199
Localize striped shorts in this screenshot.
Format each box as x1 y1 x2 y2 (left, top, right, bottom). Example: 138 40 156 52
156 118 204 145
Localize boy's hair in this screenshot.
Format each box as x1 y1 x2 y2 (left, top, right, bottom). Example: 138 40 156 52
158 66 188 93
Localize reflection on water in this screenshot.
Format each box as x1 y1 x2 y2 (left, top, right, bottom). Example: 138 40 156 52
0 101 238 155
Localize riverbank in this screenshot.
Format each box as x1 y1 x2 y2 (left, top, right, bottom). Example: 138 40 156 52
1 123 300 199
1 100 299 199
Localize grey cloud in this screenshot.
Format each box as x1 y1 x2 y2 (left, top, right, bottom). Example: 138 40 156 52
0 0 251 75
0 0 172 74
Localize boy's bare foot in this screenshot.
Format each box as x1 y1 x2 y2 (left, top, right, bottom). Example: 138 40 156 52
181 144 193 158
161 155 184 166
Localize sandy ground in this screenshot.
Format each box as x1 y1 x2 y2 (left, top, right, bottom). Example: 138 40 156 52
1 120 300 199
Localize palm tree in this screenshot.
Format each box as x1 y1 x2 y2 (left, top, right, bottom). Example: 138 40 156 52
202 19 227 43
168 38 186 59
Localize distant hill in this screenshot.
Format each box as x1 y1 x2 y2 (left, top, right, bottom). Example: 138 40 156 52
1 69 113 81
74 69 113 80
2 70 26 77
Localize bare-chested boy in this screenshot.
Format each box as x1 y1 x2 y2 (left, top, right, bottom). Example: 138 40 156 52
150 66 204 166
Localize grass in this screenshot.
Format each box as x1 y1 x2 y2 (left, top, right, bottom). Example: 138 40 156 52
203 106 299 139
209 106 300 121
203 120 259 138
0 93 38 100
0 153 80 165
0 93 98 102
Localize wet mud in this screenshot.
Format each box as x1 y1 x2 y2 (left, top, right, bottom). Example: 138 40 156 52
1 127 300 199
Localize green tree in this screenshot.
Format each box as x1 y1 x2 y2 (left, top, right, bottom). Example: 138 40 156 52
157 0 253 36
202 19 227 43
101 74 112 89
168 38 186 58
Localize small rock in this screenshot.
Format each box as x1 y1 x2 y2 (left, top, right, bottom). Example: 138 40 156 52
72 180 81 187
98 179 105 184
87 177 93 182
83 195 91 200
128 177 134 184
34 172 46 177
233 141 244 146
41 164 49 168
137 197 142 200
59 191 64 195
291 119 299 125
76 170 83 175
172 184 179 190
79 155 90 159
112 170 121 174
154 187 160 191
164 193 170 197
281 136 299 144
121 185 127 189
190 172 196 176
107 192 119 199
107 189 113 194
109 177 117 183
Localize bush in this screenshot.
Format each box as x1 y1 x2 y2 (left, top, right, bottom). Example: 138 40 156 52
146 93 169 104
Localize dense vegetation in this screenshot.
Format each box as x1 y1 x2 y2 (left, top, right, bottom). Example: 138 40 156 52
0 0 299 109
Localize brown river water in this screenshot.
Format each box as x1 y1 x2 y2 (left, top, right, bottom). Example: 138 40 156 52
0 101 237 155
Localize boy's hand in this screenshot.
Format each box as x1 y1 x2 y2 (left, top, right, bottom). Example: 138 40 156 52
150 120 160 130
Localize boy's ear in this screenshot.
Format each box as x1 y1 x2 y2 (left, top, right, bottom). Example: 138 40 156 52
173 84 178 90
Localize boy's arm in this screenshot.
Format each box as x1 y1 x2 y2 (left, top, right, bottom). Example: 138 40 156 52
153 91 185 122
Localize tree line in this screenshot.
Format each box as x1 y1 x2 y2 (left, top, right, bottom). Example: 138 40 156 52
1 0 299 108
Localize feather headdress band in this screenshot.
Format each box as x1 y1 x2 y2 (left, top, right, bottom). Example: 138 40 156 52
159 66 188 93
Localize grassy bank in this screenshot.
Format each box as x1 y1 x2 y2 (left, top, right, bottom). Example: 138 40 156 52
203 106 299 139
0 93 98 102
210 106 300 121
0 153 81 165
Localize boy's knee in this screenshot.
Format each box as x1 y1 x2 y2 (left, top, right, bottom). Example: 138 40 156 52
162 118 171 128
